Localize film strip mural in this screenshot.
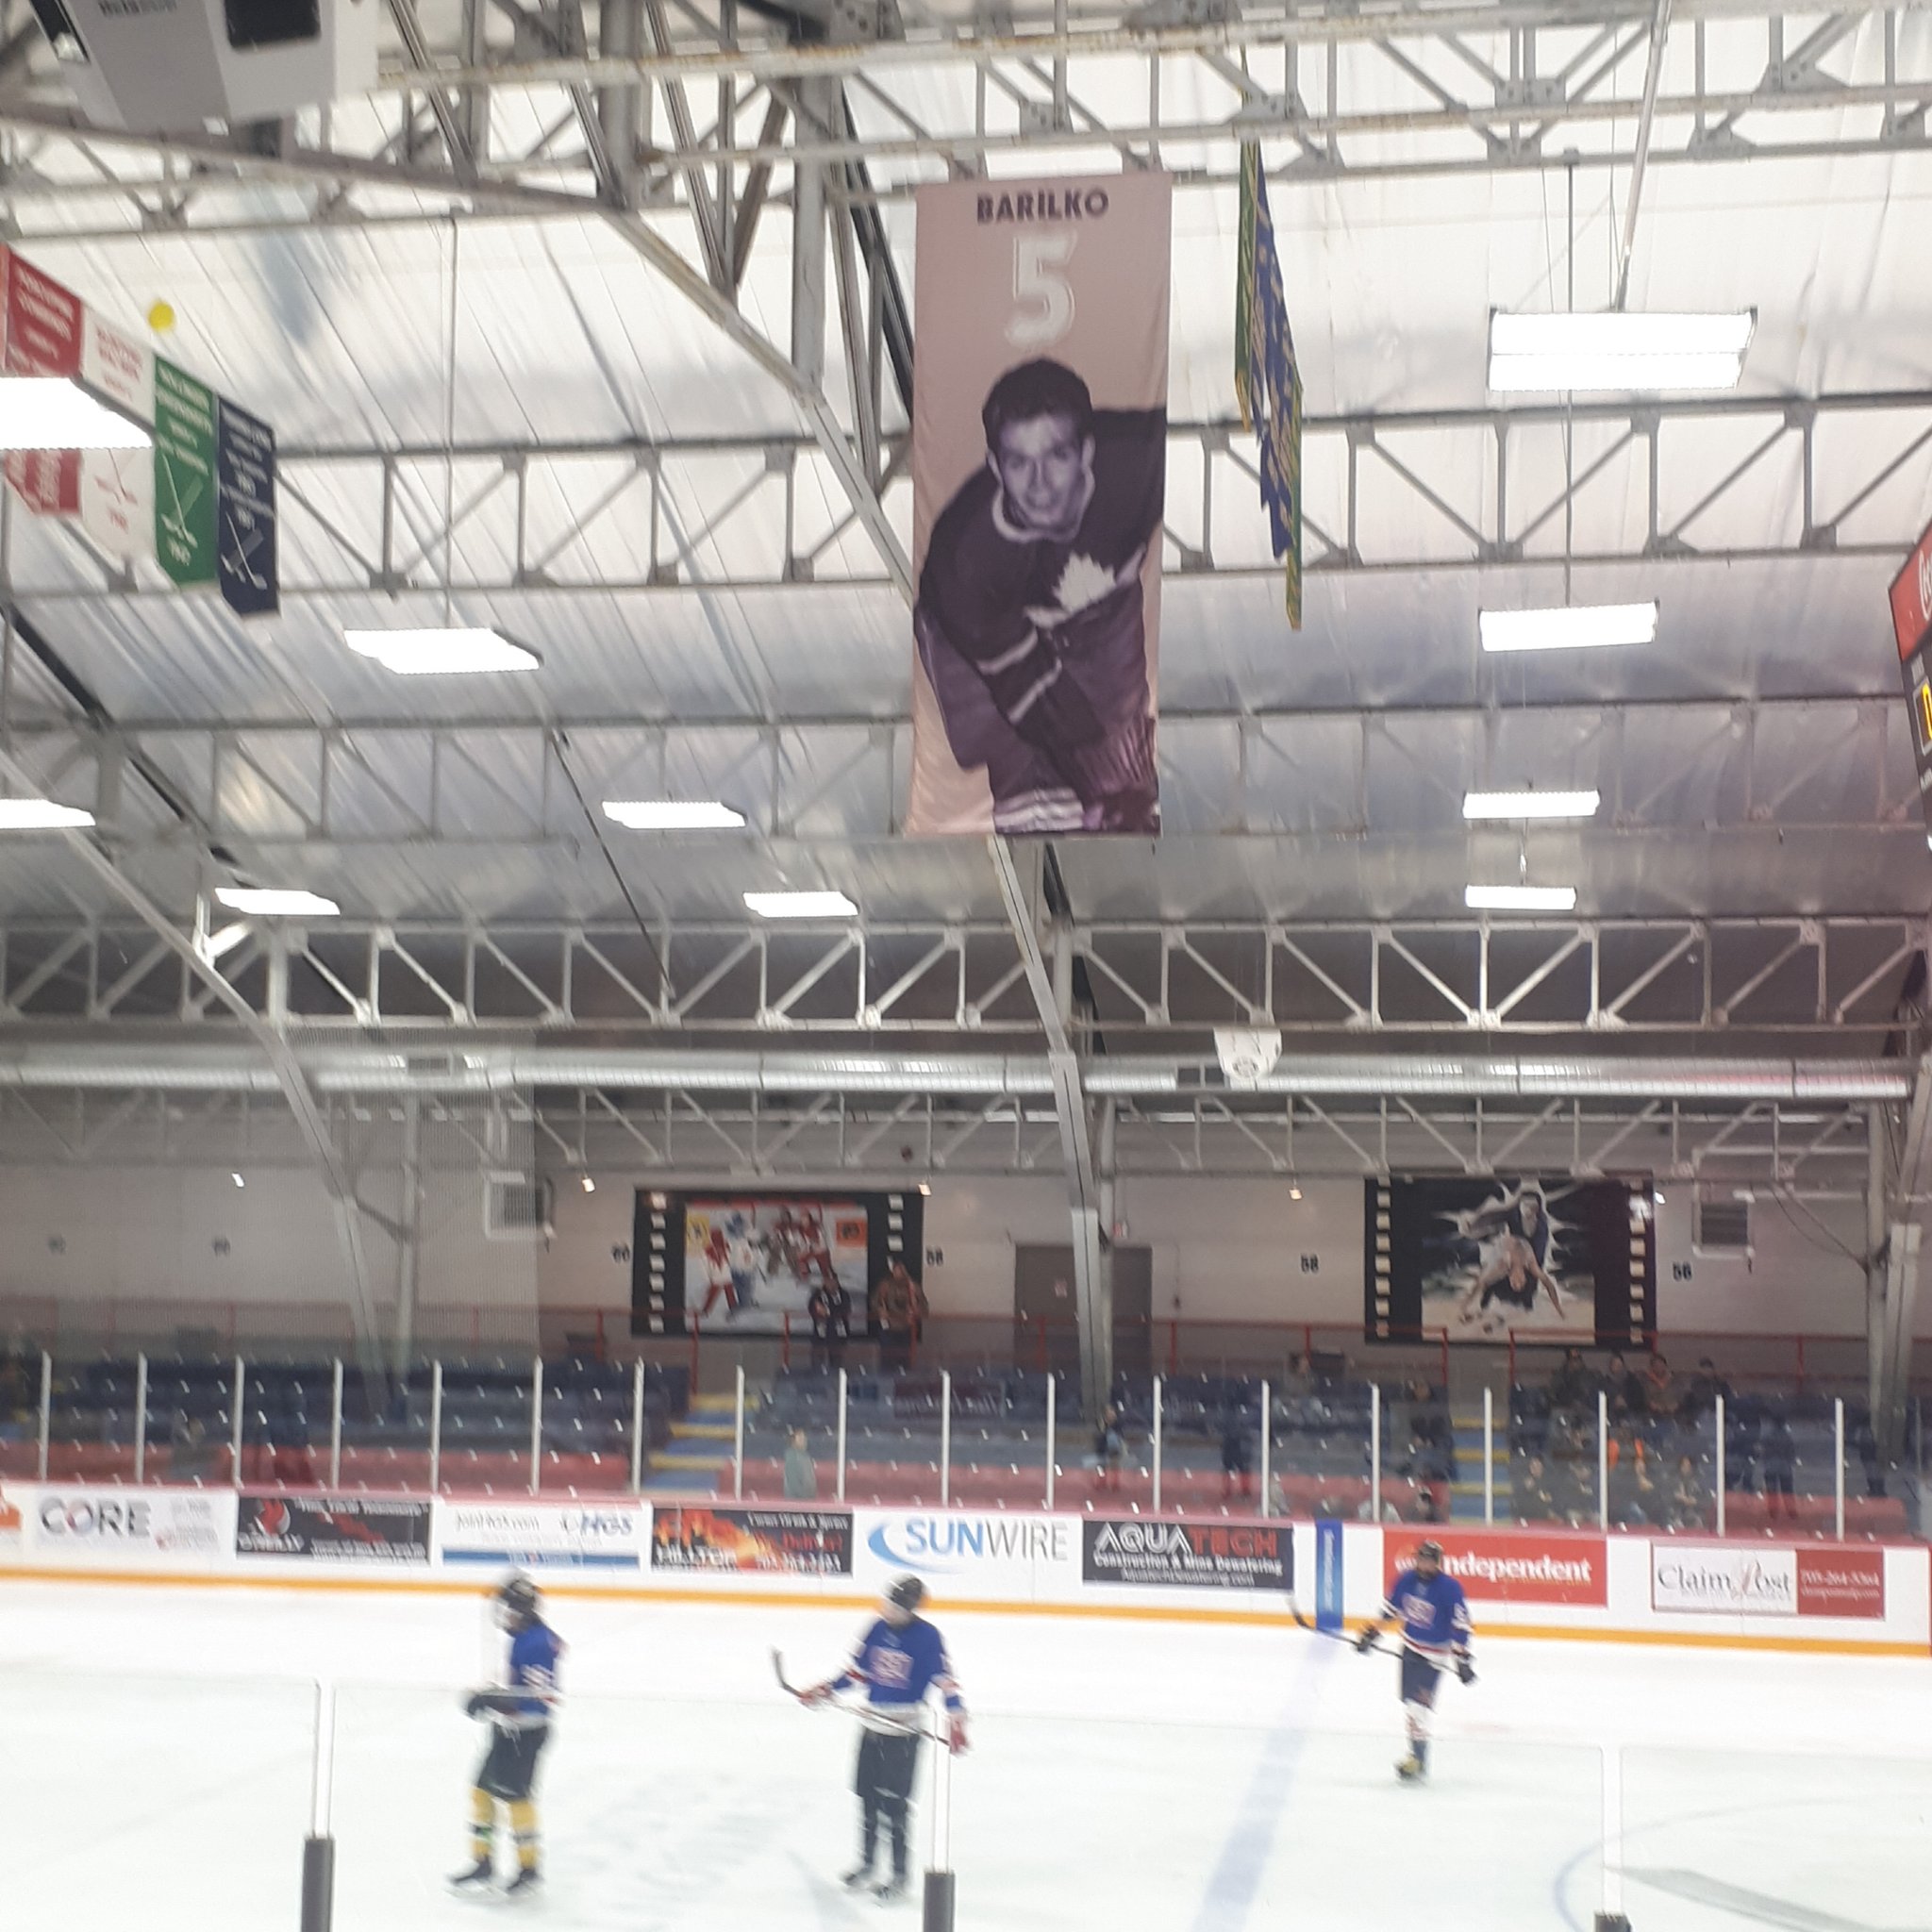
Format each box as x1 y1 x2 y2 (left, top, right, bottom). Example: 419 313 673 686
631 1190 924 1338
1364 1176 1657 1346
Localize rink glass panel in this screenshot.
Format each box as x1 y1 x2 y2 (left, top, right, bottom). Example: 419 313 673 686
0 1664 313 1930
1618 1744 1932 1930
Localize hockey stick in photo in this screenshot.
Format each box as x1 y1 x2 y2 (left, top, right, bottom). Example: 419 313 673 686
771 1648 812 1700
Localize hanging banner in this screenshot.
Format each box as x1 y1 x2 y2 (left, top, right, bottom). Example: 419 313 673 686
77 308 155 559
1364 1176 1657 1344
154 354 217 588
907 173 1172 837
2 249 84 517
215 394 277 615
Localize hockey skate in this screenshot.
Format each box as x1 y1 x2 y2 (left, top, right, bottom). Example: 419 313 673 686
1395 1750 1427 1782
448 1858 496 1894
874 1874 911 1906
841 1865 875 1891
500 1867 542 1901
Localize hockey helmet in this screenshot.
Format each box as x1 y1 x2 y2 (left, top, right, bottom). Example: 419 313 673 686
885 1574 926 1617
496 1572 541 1631
1413 1540 1444 1568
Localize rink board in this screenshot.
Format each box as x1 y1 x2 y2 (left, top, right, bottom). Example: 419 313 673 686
0 1486 1924 1653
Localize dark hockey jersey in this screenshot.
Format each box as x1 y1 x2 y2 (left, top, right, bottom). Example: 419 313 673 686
915 408 1164 817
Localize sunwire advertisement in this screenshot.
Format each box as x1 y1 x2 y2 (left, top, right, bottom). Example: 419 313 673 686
435 1500 646 1572
236 1493 431 1564
1385 1527 1608 1607
1082 1518 1289 1590
1652 1543 1885 1621
856 1510 1077 1598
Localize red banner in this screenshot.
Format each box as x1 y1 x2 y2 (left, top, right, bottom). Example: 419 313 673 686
1385 1526 1608 1607
2 248 84 515
1894 519 1932 662
1795 1546 1885 1620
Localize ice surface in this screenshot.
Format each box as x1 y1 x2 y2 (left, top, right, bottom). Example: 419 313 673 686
0 1580 1926 1930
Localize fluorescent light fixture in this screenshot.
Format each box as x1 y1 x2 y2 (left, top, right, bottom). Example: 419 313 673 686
1463 789 1601 821
215 888 341 917
1480 603 1658 653
0 798 93 829
343 626 540 675
1464 883 1578 911
581 1175 596 1194
231 1172 245 1189
603 800 746 831
743 890 858 919
1488 310 1755 392
918 1182 932 1197
0 376 150 450
1289 1184 1304 1202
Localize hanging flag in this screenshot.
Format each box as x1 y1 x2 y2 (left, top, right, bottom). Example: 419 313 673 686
1236 142 1303 629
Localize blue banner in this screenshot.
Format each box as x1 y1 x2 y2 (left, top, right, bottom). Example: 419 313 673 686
1315 1517 1344 1633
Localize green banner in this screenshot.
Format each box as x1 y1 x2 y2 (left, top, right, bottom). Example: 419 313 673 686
154 355 216 587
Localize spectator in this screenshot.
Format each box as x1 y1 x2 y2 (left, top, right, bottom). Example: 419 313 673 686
1759 1414 1797 1521
1602 1351 1643 1420
1641 1352 1675 1413
1220 1412 1254 1501
783 1427 819 1500
1413 1484 1443 1524
1547 1347 1594 1412
1607 1426 1657 1526
1513 1454 1557 1524
1665 1453 1706 1531
170 1411 213 1483
1678 1357 1732 1424
1092 1403 1126 1493
873 1262 926 1371
807 1278 852 1373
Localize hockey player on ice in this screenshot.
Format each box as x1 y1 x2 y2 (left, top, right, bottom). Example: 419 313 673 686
1355 1539 1474 1782
800 1575 970 1904
450 1574 563 1898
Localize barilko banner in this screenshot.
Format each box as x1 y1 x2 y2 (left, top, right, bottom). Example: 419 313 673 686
235 1493 431 1563
907 172 1173 837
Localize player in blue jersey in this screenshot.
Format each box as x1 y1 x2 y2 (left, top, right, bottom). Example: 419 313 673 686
451 1574 563 1898
1355 1539 1475 1782
803 1574 970 1903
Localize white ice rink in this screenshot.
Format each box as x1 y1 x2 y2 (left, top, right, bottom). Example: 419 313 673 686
2 1577 1927 1931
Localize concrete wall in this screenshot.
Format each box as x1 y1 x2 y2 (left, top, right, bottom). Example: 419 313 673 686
0 1158 1888 1343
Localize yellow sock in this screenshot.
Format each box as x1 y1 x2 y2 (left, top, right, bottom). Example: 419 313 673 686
469 1788 494 1862
508 1799 539 1873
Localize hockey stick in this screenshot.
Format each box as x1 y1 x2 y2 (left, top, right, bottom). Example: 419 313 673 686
771 1647 812 1701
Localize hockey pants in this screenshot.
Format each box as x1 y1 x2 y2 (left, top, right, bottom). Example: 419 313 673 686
855 1728 921 1880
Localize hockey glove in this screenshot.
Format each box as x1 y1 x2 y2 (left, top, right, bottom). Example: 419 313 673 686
948 1713 971 1756
1456 1655 1477 1687
463 1692 490 1719
802 1681 839 1708
1354 1626 1379 1655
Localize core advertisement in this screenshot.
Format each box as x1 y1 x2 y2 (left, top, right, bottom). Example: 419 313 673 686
27 1485 231 1562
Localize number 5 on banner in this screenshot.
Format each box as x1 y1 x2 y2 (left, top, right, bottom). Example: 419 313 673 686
1007 232 1077 348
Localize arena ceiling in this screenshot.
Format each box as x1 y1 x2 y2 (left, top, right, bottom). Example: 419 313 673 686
0 0 1919 1106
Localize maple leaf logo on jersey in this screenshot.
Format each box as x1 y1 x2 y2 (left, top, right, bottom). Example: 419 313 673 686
1047 551 1122 618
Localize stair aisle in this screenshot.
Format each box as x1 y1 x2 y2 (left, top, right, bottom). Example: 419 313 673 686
643 1389 738 1496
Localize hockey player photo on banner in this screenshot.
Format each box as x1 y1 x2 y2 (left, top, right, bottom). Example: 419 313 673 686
1364 1176 1657 1345
907 172 1173 837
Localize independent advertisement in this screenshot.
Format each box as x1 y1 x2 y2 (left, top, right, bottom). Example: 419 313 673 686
236 1493 431 1563
1385 1527 1608 1607
435 1499 646 1571
650 1506 853 1576
1651 1542 1885 1620
856 1509 1077 1598
1082 1517 1289 1590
